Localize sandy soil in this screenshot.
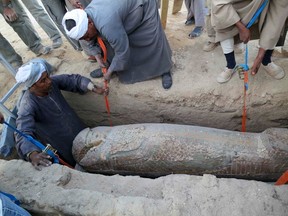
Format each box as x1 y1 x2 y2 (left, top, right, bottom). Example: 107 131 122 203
0 2 197 104
0 1 287 215
0 159 287 216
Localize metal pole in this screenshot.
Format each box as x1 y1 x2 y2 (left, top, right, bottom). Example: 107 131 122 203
0 52 17 76
0 52 19 119
0 103 16 119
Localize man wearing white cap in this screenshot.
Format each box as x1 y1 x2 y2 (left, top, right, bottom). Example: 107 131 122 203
15 58 108 169
62 0 173 89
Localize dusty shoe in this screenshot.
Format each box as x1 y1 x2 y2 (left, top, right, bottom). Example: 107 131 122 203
36 46 51 56
262 62 285 80
217 67 235 83
90 68 103 78
234 43 244 54
52 38 63 49
203 41 219 52
162 72 173 89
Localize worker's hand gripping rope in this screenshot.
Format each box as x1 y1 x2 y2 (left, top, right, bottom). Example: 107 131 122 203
97 36 112 126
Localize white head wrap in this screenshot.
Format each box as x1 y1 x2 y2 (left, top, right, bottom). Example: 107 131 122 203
15 58 53 88
62 9 88 40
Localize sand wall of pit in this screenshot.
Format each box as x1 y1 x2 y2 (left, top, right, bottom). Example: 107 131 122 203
63 44 288 133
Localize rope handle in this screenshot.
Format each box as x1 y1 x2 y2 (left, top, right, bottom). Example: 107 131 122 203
3 121 59 163
3 121 73 168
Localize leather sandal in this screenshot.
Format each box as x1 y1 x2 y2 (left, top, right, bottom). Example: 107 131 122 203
185 17 195 26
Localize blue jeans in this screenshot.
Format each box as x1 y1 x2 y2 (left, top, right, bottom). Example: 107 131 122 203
0 194 31 216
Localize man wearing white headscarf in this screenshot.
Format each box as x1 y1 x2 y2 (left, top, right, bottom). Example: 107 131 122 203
62 0 173 89
15 58 108 169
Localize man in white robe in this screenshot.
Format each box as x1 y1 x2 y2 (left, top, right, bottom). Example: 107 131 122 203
211 0 288 83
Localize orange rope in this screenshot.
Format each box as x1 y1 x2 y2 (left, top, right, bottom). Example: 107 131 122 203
97 36 112 126
56 154 74 169
275 170 288 185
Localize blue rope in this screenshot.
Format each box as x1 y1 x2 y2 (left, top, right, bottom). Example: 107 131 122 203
246 0 269 28
238 0 269 86
0 191 20 205
3 121 59 163
239 45 249 71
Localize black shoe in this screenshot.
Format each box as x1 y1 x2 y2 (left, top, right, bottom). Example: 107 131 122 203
185 17 195 26
90 68 103 78
162 72 172 89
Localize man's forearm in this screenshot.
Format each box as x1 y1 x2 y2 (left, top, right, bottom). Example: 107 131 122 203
235 20 250 43
235 21 246 31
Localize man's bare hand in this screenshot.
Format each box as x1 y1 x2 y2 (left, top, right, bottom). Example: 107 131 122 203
29 151 52 171
251 47 266 76
92 85 109 96
95 54 108 68
104 70 113 83
68 0 83 9
3 7 18 22
235 21 250 44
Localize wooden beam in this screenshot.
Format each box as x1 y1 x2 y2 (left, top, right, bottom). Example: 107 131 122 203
172 0 183 14
161 0 169 29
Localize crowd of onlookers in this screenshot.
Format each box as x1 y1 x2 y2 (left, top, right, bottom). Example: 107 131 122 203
1 0 287 86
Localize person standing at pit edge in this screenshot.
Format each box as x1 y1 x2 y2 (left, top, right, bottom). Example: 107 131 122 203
212 0 288 83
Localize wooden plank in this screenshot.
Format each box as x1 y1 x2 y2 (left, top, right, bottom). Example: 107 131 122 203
161 0 169 29
172 0 183 14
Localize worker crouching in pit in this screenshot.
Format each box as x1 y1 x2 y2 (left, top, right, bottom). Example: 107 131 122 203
14 58 108 170
62 0 173 90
